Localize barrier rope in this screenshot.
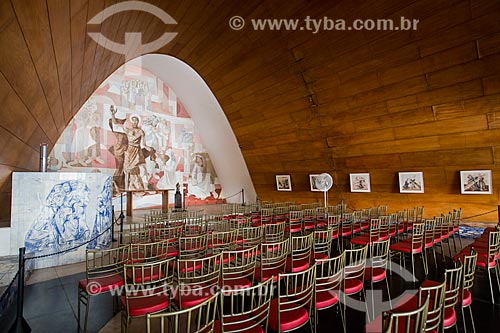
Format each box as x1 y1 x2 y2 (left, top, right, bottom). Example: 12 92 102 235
461 209 496 220
26 218 118 261
223 189 244 200
0 270 19 303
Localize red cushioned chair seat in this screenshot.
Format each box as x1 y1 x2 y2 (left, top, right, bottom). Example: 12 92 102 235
341 227 352 236
360 222 370 230
316 290 339 309
443 307 457 328
343 278 363 295
476 256 497 268
174 288 214 309
424 237 434 248
311 253 329 263
458 290 472 307
223 277 252 291
79 274 124 295
214 315 264 333
255 267 282 282
364 268 386 283
304 221 316 230
155 246 179 258
269 298 309 332
316 221 327 228
120 294 169 316
390 242 422 254
285 226 302 233
350 235 378 245
286 258 309 272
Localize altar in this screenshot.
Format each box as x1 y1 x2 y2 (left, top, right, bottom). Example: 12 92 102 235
123 189 172 216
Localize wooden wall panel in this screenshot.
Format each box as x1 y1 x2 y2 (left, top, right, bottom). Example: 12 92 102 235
12 0 66 133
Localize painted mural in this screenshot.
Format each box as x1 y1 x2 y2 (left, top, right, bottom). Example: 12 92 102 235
49 65 223 207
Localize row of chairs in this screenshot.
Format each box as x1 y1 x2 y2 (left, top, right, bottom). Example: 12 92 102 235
455 225 500 304
366 249 478 332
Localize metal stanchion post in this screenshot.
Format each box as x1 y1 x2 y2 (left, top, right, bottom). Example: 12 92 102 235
9 247 31 333
111 206 117 242
241 188 245 205
119 193 125 244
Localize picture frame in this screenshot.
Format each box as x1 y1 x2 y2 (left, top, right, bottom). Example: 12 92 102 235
309 174 322 192
276 175 292 191
350 173 371 192
460 170 492 194
398 172 424 193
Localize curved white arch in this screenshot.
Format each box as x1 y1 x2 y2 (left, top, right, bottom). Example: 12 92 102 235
128 54 256 203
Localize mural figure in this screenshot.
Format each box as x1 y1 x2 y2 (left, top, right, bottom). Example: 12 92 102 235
24 180 90 253
88 178 112 249
156 148 177 189
188 154 215 199
110 107 153 191
109 105 128 192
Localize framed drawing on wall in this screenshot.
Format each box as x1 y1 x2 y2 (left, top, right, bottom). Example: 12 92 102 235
460 170 492 194
309 174 322 192
399 172 424 193
276 175 292 191
350 173 371 192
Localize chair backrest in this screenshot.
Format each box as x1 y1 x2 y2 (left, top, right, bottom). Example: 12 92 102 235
85 244 130 282
219 278 273 333
419 280 446 332
228 216 251 230
119 229 151 245
260 208 274 224
444 263 462 311
147 291 219 333
129 239 170 263
315 252 344 295
273 206 288 223
179 233 208 259
326 214 341 230
123 256 176 317
210 229 239 254
302 208 316 221
344 245 368 280
461 249 478 293
314 229 333 258
371 239 390 270
424 219 435 243
184 216 206 236
240 225 263 248
276 264 316 331
289 210 303 222
152 225 183 243
487 231 500 259
260 238 289 277
411 223 424 247
221 245 258 288
369 218 381 239
177 253 222 309
383 293 429 333
263 222 286 242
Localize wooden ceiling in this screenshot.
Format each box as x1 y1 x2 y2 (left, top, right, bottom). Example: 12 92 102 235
1 0 500 223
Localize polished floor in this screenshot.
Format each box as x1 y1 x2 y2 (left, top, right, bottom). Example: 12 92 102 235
1 212 500 333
